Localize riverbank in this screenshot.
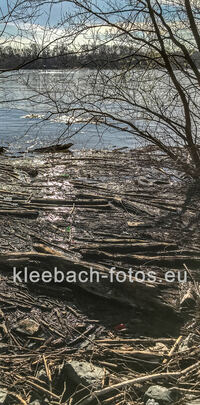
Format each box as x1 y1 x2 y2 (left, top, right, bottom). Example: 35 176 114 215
0 147 199 404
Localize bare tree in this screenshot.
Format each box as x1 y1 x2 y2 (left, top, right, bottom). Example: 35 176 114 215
2 0 200 179
29 0 200 178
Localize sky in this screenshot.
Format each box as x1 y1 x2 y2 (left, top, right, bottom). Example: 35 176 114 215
0 1 196 50
0 0 75 46
0 0 128 47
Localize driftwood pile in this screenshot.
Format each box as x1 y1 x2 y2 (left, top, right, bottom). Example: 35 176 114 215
0 147 199 404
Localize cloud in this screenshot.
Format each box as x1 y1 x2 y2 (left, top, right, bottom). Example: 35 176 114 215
0 20 70 47
0 1 198 51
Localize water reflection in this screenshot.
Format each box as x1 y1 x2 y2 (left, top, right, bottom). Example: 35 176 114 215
0 69 178 153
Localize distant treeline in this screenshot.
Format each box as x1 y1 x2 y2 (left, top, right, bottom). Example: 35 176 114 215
0 44 200 70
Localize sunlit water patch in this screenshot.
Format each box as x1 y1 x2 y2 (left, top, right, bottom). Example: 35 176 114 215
0 107 140 154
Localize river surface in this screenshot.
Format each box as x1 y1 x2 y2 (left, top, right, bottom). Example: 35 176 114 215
0 69 143 153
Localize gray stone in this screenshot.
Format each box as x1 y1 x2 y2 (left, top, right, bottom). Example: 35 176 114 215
36 368 48 384
144 386 178 404
179 333 194 352
185 397 200 405
146 400 160 405
29 398 49 405
64 361 107 389
0 388 8 404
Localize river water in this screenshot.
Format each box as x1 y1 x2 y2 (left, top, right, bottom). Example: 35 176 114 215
0 69 142 153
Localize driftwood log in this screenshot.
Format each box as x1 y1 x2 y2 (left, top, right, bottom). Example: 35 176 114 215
0 247 176 313
0 209 38 218
33 143 73 153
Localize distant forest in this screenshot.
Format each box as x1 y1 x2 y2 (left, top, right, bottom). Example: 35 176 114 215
0 44 200 70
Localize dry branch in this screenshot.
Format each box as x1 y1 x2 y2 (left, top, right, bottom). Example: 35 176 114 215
78 361 200 405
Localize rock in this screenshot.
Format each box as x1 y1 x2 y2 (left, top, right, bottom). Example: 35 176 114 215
14 318 40 335
36 368 49 384
146 400 160 405
63 361 107 389
179 334 193 352
144 386 179 404
180 288 196 308
0 388 8 404
0 147 7 155
185 396 200 405
29 399 49 405
149 343 168 353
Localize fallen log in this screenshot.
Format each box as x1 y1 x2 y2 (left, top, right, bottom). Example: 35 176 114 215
0 250 177 313
32 143 73 153
0 209 38 218
17 198 109 206
76 242 177 254
110 349 164 359
21 202 111 210
112 197 156 216
95 338 176 345
80 251 200 270
74 237 152 243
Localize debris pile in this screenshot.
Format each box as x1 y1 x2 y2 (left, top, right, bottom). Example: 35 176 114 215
0 148 199 404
